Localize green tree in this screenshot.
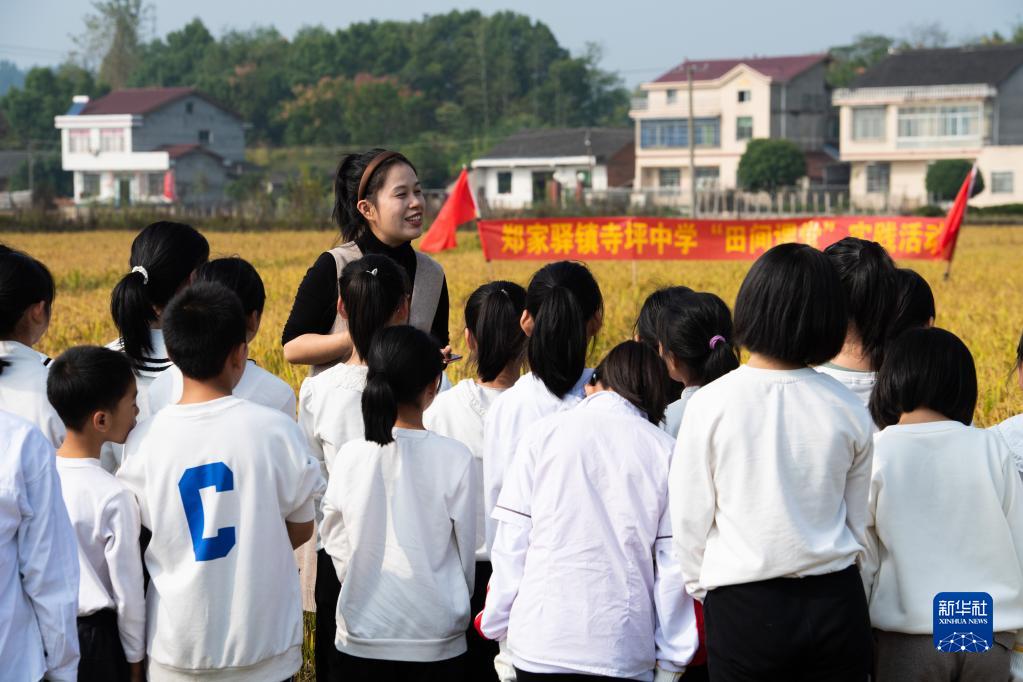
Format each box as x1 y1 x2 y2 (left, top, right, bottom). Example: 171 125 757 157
130 18 214 86
73 0 154 88
10 154 73 204
827 34 894 87
0 64 100 144
737 139 806 194
925 160 984 201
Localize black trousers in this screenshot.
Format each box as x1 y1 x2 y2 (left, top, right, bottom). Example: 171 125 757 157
77 609 130 682
331 651 466 681
316 548 344 681
702 564 872 682
467 560 500 681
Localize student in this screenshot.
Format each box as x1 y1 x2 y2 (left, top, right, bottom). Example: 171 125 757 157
47 346 145 682
320 325 476 681
146 257 296 418
656 291 739 438
296 253 410 680
635 285 694 350
0 246 64 447
817 236 899 404
424 280 527 681
117 282 324 681
282 149 449 374
479 340 698 681
483 261 603 556
0 410 80 681
671 243 874 681
864 327 1023 681
890 268 935 338
993 327 1023 477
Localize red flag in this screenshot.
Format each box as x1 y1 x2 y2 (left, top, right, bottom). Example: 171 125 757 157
937 163 976 262
420 168 477 253
163 169 177 202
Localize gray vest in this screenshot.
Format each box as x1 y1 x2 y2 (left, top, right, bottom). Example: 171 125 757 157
310 241 445 375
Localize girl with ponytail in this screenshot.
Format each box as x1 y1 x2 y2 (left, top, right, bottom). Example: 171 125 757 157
282 149 450 375
0 245 64 446
296 253 410 681
656 290 740 437
319 325 477 680
423 280 526 680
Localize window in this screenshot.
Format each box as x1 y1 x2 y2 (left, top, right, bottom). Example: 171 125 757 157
897 104 981 146
198 129 212 144
185 101 194 114
81 173 100 198
736 116 753 141
640 118 720 149
695 166 720 190
69 129 91 153
738 90 751 103
992 171 1014 194
99 129 124 153
497 171 512 195
666 89 677 104
147 173 164 197
658 168 681 188
866 162 890 194
852 107 886 141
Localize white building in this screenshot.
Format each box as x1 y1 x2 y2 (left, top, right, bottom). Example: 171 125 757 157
471 128 634 210
53 87 246 206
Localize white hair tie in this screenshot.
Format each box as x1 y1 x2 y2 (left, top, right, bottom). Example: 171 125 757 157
369 268 378 277
131 265 149 285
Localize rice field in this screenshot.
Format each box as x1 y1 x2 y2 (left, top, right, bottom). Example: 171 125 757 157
3 225 1022 426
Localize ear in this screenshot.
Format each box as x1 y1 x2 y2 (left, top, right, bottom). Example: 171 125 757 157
391 296 410 325
464 327 477 353
338 297 349 320
520 310 534 337
92 410 110 434
586 309 604 338
27 300 49 325
231 341 248 371
247 310 261 337
357 198 376 223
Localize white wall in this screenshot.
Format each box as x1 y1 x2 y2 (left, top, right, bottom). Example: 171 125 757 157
474 163 609 209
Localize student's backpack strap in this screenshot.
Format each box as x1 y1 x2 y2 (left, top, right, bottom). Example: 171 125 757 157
410 251 445 335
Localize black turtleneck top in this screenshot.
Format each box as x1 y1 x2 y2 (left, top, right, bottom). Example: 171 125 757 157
281 230 450 347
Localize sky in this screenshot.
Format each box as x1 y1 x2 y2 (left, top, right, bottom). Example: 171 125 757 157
1 0 1020 86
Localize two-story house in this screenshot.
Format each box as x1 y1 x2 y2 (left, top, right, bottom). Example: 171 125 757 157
833 44 1023 209
630 53 836 198
53 87 246 206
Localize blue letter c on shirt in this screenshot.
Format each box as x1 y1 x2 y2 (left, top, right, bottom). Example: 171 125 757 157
178 462 236 561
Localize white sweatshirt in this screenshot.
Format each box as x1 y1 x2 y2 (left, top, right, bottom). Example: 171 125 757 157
0 411 79 682
56 457 146 662
480 392 697 680
424 378 507 559
320 428 477 662
671 365 874 600
993 414 1023 477
0 340 65 447
146 361 296 419
815 363 876 406
297 362 369 479
863 421 1023 636
117 396 325 681
482 370 592 557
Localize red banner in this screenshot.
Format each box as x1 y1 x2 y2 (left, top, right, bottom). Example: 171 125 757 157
477 216 950 261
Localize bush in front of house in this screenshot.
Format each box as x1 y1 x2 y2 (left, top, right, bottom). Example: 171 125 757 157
925 160 985 201
737 138 806 195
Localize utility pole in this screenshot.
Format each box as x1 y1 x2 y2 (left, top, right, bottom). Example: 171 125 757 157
687 64 697 218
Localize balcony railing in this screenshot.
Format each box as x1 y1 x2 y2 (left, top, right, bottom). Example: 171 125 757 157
630 97 649 111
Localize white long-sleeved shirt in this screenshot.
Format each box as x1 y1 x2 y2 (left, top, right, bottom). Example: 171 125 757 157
482 370 592 557
671 365 874 600
146 361 297 419
0 411 79 682
320 428 477 662
117 396 325 681
863 421 1023 635
661 386 700 439
0 340 65 447
480 392 697 680
56 457 146 662
993 414 1023 477
298 362 369 480
424 378 507 559
815 363 876 406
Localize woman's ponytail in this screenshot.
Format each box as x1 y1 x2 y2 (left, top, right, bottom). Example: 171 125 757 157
466 281 526 383
361 325 444 446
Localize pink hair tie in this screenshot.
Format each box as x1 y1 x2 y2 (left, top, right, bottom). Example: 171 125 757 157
709 335 726 350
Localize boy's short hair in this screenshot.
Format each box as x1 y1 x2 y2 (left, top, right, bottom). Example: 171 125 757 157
869 327 977 428
163 281 247 380
195 257 266 315
46 346 135 431
734 242 848 366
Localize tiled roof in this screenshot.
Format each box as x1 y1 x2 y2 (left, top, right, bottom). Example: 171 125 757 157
79 87 241 119
654 53 828 84
850 44 1023 88
159 144 223 161
477 128 633 161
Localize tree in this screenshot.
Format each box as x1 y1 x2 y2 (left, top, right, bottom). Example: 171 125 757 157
10 154 73 204
827 34 894 87
0 64 100 144
0 60 25 96
925 160 984 201
130 18 214 86
737 139 806 194
72 0 154 88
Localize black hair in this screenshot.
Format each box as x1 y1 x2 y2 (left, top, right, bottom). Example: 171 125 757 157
525 261 604 398
162 282 247 380
823 237 899 370
591 340 672 425
0 246 55 375
465 281 527 383
657 291 740 386
1016 327 1023 374
734 243 848 366
869 327 977 428
195 257 266 316
332 149 418 243
890 268 935 338
111 221 209 366
339 255 411 361
635 285 694 350
46 345 135 431
362 325 444 446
